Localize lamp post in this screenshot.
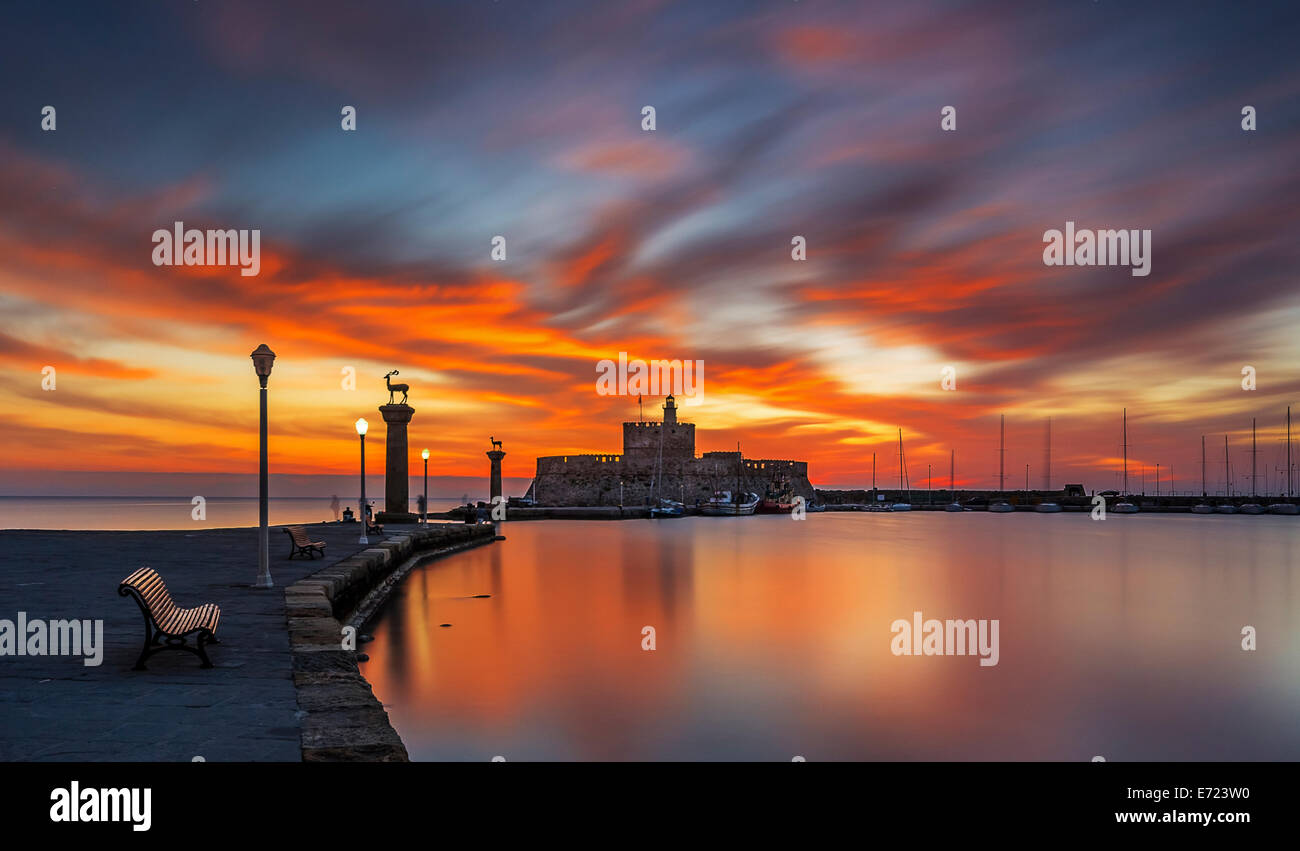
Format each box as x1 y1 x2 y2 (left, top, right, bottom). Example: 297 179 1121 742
421 448 430 526
356 418 369 545
250 344 276 588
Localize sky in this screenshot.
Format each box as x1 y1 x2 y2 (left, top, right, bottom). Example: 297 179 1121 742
1 0 1299 497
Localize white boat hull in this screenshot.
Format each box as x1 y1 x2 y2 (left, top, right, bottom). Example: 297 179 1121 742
1268 504 1299 515
1240 504 1265 515
1191 505 1214 514
1214 505 1237 514
1112 503 1140 514
699 492 760 516
988 502 1015 513
890 503 912 512
1034 503 1062 513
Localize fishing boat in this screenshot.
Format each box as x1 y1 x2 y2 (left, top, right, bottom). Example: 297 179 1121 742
1113 409 1139 513
757 475 797 514
890 428 912 511
699 444 758 516
1240 417 1264 514
699 490 759 516
1035 417 1062 512
944 449 963 511
989 414 1015 513
650 499 685 518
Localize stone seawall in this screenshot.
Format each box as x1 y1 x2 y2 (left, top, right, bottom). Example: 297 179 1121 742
530 456 814 507
285 523 497 761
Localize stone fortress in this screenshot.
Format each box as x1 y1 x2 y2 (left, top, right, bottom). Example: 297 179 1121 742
524 396 816 506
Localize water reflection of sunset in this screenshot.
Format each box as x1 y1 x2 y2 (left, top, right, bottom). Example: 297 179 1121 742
363 515 1300 760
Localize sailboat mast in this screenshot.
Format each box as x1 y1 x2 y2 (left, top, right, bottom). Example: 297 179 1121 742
1122 408 1128 496
1289 406 1293 499
1046 417 1052 491
1201 435 1206 498
999 414 1005 493
950 449 955 493
736 441 741 497
872 452 876 495
898 429 903 492
1248 418 1256 496
1224 435 1231 497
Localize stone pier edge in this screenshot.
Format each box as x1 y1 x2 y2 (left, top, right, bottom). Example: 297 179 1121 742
285 524 498 761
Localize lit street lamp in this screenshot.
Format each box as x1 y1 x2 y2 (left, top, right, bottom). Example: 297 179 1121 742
356 417 369 545
250 344 276 589
421 448 430 526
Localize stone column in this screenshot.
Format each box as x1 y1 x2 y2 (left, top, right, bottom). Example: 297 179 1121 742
379 404 415 521
487 448 506 503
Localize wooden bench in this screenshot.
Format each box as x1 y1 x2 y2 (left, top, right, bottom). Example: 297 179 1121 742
117 567 221 670
284 525 326 559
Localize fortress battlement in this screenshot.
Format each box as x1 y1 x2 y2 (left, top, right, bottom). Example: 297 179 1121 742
526 395 813 507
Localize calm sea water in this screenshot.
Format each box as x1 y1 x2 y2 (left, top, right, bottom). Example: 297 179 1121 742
363 512 1300 761
0 496 465 530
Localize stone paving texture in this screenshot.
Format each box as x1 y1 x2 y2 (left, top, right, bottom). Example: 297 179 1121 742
0 523 404 762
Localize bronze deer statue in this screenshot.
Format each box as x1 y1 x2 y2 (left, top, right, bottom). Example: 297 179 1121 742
384 370 409 405
490 436 503 451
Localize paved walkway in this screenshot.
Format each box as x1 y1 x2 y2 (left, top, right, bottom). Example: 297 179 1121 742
0 523 399 761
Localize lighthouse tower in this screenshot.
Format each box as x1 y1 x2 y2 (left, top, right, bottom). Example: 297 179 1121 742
663 394 678 425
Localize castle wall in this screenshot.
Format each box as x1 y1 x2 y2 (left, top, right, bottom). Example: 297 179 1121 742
527 451 814 507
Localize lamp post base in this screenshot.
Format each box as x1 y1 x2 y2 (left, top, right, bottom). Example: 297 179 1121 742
359 536 369 545
252 575 273 589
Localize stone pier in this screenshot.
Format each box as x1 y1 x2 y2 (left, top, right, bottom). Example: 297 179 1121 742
378 404 416 523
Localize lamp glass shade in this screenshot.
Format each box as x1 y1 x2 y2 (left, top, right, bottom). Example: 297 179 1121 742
355 418 368 436
421 448 430 460
250 344 276 378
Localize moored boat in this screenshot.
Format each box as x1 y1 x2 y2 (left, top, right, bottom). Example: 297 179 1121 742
757 476 797 514
1191 437 1213 514
1267 503 1298 515
1239 503 1265 515
699 490 759 516
1112 410 1139 514
945 449 962 510
650 499 685 518
989 416 1014 513
1035 420 1062 512
1214 504 1237 514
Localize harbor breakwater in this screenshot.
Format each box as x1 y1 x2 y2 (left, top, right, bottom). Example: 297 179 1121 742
286 523 497 761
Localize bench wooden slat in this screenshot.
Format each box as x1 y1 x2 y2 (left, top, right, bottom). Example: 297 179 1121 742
283 526 326 559
118 567 220 670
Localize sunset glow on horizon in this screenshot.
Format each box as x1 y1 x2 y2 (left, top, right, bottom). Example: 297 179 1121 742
3 0 1299 495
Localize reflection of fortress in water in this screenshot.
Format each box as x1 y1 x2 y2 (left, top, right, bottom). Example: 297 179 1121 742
524 396 815 506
